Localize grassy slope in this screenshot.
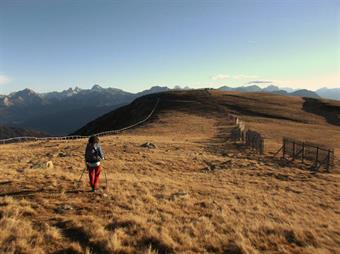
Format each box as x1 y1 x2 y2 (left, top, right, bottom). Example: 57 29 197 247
0 90 339 254
0 125 48 139
76 89 340 165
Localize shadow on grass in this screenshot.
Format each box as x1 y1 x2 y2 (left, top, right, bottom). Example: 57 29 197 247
53 247 82 254
0 188 44 197
54 221 113 254
0 188 87 197
137 237 174 254
302 97 340 126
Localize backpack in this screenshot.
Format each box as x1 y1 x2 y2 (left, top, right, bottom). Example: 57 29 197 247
85 143 101 163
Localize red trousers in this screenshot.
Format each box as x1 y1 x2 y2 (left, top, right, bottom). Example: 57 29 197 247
87 165 101 189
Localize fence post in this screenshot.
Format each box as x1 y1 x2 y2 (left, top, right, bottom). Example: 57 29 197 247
315 147 319 168
326 149 331 172
282 138 286 159
301 143 305 164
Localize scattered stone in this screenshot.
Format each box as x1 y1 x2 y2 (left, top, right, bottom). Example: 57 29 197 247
170 192 189 201
239 162 250 167
56 204 74 214
198 201 208 208
62 204 73 210
45 185 55 191
154 194 166 200
58 152 68 157
275 174 290 181
46 161 54 169
140 142 157 149
45 152 55 158
202 164 217 172
207 164 216 171
202 159 235 172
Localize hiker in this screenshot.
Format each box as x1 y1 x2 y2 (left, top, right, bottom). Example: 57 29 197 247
85 136 105 192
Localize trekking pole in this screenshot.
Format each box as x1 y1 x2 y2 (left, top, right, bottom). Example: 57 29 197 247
103 166 108 189
77 165 87 187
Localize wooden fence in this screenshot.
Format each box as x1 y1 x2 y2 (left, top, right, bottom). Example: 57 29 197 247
228 115 336 170
245 130 264 155
228 114 264 154
276 137 335 171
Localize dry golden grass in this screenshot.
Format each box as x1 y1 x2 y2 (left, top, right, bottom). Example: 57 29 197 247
0 91 339 253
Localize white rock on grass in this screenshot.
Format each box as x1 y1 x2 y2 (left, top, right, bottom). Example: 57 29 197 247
170 192 189 201
46 161 54 169
140 142 157 149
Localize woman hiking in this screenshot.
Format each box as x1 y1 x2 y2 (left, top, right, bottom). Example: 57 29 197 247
85 136 105 192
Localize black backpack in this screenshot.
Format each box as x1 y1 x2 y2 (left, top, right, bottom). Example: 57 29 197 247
85 143 100 163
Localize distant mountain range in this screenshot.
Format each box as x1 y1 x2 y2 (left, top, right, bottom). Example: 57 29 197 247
0 85 170 135
315 87 340 100
217 85 340 100
0 84 338 137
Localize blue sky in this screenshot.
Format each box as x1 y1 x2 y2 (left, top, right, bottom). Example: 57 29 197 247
0 0 339 94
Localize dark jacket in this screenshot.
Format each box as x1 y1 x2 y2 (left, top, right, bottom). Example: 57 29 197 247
85 143 105 163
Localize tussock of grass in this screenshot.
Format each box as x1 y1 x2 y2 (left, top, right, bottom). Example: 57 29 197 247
0 197 63 254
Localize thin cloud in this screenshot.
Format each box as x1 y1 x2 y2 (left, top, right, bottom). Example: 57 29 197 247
233 74 258 80
211 74 230 81
212 74 258 81
0 74 11 85
247 80 273 84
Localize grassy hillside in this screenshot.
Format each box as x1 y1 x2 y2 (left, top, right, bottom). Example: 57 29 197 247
0 90 339 253
0 125 48 139
75 89 340 164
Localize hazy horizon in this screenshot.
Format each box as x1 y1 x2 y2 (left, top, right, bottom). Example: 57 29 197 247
0 0 339 94
1 82 338 96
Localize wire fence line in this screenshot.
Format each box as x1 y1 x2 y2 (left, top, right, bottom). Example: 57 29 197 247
228 114 265 154
274 137 335 171
227 113 335 171
0 98 160 145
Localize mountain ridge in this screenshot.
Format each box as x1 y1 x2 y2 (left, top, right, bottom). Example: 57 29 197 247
0 86 171 135
0 125 48 139
0 85 338 137
217 85 323 98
